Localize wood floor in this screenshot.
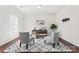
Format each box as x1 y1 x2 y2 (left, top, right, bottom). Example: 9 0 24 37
59 37 79 53
0 37 19 53
0 37 79 53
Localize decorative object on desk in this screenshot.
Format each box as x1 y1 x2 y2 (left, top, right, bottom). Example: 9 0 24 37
62 17 70 22
36 20 45 25
50 23 58 31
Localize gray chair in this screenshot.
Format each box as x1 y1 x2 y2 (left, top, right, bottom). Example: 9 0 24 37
53 32 59 48
44 32 59 48
19 32 35 49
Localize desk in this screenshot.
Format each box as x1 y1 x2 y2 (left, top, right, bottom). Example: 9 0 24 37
32 29 48 38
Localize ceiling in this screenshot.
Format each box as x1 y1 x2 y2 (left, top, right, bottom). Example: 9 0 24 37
15 5 65 14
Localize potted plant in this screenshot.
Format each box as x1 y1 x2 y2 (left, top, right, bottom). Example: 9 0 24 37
50 24 58 32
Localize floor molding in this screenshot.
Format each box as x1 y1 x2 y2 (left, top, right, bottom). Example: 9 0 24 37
59 37 79 53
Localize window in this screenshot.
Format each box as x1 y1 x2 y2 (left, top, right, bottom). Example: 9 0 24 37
9 15 18 35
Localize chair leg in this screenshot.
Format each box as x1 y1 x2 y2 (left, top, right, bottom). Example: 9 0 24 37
57 42 59 46
53 44 55 48
20 43 21 47
26 44 28 49
33 40 35 43
44 40 46 43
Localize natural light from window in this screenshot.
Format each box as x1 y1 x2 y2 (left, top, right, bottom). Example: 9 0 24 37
9 15 18 35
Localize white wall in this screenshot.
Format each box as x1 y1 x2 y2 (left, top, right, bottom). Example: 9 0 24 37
23 14 56 34
0 6 24 45
56 6 79 47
